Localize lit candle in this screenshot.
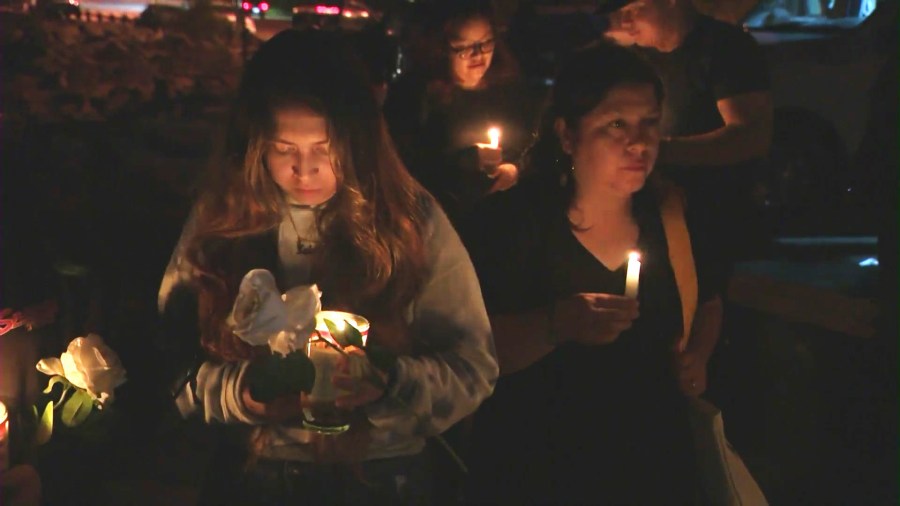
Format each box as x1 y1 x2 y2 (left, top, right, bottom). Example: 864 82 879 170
476 126 502 150
624 251 641 299
315 311 370 347
0 401 9 472
475 126 503 170
487 127 500 149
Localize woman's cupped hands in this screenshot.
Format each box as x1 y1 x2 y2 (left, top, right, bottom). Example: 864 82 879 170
241 348 387 423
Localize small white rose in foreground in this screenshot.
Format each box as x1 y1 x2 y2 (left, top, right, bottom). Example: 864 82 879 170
36 333 127 405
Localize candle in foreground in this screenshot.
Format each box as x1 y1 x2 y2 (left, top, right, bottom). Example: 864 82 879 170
624 251 641 299
487 127 501 149
306 342 342 401
315 311 370 347
476 126 502 150
0 400 8 472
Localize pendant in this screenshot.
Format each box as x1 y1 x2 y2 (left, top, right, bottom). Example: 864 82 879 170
297 237 317 255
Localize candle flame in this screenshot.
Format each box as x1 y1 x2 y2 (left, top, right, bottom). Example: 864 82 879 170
487 127 500 149
628 251 640 262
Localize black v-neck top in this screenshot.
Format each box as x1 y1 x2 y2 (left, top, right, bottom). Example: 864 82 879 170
465 182 702 504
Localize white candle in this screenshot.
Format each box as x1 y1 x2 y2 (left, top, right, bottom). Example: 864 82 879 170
487 127 501 149
476 127 502 150
0 401 9 472
306 341 342 402
624 251 641 299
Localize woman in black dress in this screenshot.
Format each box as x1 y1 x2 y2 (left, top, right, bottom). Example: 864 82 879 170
465 42 723 505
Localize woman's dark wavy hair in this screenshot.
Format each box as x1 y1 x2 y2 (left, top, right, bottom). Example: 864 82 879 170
187 29 429 361
418 0 520 87
524 41 664 214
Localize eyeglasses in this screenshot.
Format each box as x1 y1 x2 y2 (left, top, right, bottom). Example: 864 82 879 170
448 38 496 59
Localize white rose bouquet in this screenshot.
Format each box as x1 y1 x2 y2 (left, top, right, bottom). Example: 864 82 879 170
229 269 322 403
33 333 127 443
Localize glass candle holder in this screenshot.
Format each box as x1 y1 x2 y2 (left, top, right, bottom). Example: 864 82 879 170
315 311 370 347
0 401 9 472
302 311 370 434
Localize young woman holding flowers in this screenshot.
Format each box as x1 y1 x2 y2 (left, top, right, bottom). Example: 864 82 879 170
157 30 497 505
464 42 723 504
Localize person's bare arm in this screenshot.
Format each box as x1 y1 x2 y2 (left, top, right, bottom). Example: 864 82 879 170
659 91 773 167
493 294 639 375
490 310 557 375
674 295 723 396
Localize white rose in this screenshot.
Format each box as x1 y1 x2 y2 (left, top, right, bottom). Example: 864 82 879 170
228 269 287 346
268 284 322 356
283 283 321 338
268 330 300 357
36 333 127 405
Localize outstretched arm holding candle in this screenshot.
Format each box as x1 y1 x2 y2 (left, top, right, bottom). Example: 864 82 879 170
491 293 639 375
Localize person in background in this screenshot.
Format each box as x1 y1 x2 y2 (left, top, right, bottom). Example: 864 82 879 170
603 0 773 295
383 0 539 227
157 29 497 505
465 42 721 505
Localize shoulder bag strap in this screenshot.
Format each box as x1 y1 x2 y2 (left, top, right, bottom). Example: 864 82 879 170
658 181 699 352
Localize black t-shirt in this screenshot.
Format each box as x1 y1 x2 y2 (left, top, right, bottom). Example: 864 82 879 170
636 14 770 194
638 14 770 139
637 16 771 272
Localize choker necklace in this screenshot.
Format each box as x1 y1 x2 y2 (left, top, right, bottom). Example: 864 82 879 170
286 206 317 255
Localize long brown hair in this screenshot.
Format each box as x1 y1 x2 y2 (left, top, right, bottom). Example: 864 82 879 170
187 30 430 362
419 0 520 89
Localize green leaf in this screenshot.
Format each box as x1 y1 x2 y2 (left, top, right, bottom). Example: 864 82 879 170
60 389 95 427
322 319 347 346
34 401 54 445
43 375 70 394
54 385 75 409
322 318 364 348
342 320 364 349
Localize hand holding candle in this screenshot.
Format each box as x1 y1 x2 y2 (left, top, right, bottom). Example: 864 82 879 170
624 251 641 299
475 126 503 169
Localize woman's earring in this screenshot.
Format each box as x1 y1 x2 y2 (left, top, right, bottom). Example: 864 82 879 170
560 165 575 187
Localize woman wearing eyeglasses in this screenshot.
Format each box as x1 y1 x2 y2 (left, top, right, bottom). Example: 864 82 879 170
384 0 539 228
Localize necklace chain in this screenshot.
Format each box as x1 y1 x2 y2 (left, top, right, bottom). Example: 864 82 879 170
286 207 317 255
